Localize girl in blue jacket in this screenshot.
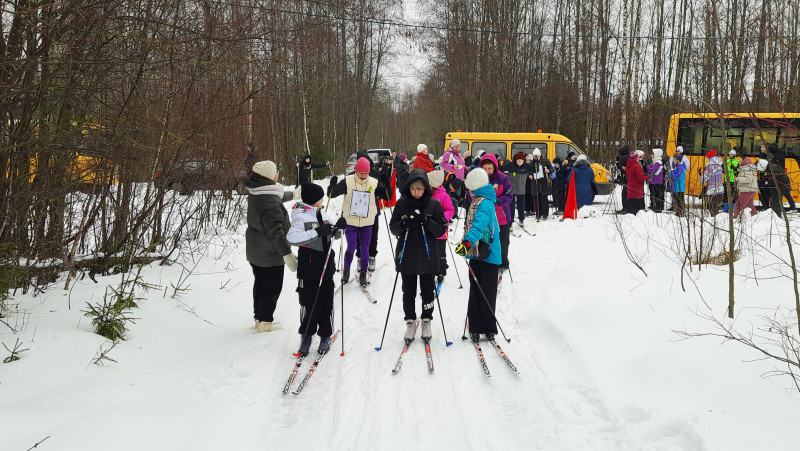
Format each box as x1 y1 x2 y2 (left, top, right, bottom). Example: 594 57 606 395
455 168 502 342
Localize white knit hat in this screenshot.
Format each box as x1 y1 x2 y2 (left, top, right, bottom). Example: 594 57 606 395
635 150 645 158
450 138 461 147
653 148 663 158
417 143 428 153
576 154 588 162
428 170 445 188
728 149 737 156
252 160 277 180
464 168 489 192
532 148 541 157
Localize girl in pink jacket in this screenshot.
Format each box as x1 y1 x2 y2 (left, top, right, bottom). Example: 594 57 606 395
428 170 455 283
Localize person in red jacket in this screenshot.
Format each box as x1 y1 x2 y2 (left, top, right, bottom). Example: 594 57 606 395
414 143 435 173
625 150 650 215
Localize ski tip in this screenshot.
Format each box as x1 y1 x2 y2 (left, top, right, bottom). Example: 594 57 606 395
446 341 453 346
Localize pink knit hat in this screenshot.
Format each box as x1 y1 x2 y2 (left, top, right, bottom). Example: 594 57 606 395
355 157 371 173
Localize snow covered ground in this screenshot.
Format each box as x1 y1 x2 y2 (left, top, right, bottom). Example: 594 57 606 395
3 180 800 451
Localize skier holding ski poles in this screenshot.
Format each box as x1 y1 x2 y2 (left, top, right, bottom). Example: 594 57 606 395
286 184 345 355
455 168 502 343
389 169 447 342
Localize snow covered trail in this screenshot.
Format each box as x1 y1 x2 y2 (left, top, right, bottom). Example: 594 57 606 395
5 182 800 450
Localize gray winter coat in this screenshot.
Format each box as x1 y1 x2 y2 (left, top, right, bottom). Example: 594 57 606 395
245 176 293 267
507 162 533 195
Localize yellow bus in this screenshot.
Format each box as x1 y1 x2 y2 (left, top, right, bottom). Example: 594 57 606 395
665 112 800 200
443 132 614 194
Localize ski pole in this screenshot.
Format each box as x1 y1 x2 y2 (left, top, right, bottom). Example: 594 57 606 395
382 210 394 254
339 235 345 356
465 261 511 343
507 268 514 283
446 240 464 289
461 313 469 340
375 230 407 351
420 223 453 347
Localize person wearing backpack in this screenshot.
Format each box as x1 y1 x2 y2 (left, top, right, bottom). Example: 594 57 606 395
455 168 502 343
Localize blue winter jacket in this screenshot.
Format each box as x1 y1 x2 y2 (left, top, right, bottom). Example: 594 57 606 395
463 184 502 265
669 163 686 193
570 162 596 209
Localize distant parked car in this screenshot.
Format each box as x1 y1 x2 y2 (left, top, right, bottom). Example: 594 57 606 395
344 149 392 175
156 159 247 195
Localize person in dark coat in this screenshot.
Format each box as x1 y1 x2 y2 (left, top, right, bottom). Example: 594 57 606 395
245 160 297 333
765 143 796 211
529 148 554 220
524 154 535 215
570 155 596 209
296 154 330 186
553 157 568 213
389 169 447 342
395 153 410 193
507 152 533 224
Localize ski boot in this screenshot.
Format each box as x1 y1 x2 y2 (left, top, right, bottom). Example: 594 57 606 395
368 256 376 272
340 268 350 285
485 333 496 341
421 319 432 341
359 271 368 288
318 336 331 354
299 335 313 357
404 320 416 342
470 333 481 343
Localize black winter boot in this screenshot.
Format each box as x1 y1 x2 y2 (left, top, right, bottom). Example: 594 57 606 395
359 271 368 288
341 268 350 284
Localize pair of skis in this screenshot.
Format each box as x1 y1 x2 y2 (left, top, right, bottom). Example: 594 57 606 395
282 329 341 395
334 273 377 303
392 320 434 373
469 336 520 377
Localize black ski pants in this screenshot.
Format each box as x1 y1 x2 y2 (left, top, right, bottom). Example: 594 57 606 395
251 263 283 322
297 278 334 338
401 273 435 320
467 259 499 335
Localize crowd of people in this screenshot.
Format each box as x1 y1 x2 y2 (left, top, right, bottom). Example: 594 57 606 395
614 143 796 219
241 140 797 355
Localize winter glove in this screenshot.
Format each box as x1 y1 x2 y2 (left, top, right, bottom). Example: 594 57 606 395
417 214 431 226
283 253 298 272
316 223 333 238
335 217 347 230
454 240 472 257
400 215 413 230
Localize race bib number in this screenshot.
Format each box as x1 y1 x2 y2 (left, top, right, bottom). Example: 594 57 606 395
349 190 370 218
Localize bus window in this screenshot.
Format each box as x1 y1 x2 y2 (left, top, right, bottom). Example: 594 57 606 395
511 142 546 156
473 142 507 159
555 143 573 161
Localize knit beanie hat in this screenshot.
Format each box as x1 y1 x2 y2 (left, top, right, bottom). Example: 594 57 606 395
728 149 737 156
514 152 527 161
417 143 428 153
300 183 324 205
653 148 663 158
706 149 717 159
532 148 542 157
475 149 486 160
428 170 445 188
634 150 645 158
675 145 684 154
399 153 407 161
576 154 588 162
465 168 490 192
252 160 277 180
355 157 371 173
450 138 461 147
